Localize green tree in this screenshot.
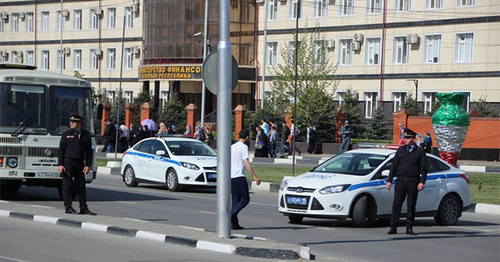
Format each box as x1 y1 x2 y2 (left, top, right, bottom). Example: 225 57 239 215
133 90 153 126
338 89 364 139
158 92 186 133
400 93 417 113
368 105 388 140
267 28 338 142
110 98 126 125
470 97 498 117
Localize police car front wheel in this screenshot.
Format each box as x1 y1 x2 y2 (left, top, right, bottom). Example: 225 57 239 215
124 166 138 187
166 169 181 192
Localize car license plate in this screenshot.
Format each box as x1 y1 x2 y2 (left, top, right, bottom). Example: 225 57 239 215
286 196 308 206
35 172 60 178
207 173 217 179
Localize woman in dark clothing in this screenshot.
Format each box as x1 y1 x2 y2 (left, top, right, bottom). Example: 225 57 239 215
254 127 269 158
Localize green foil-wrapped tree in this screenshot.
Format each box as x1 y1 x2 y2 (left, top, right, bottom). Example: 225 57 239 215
432 93 470 167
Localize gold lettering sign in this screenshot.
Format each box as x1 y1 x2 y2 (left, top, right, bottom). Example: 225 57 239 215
139 65 202 80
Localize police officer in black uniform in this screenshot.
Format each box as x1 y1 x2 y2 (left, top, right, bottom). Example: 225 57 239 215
386 128 427 235
57 114 96 215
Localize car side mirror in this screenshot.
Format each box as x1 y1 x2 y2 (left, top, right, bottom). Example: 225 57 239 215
381 170 390 180
156 150 166 156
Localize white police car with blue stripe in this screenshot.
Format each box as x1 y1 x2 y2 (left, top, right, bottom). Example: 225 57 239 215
278 149 471 227
121 137 217 191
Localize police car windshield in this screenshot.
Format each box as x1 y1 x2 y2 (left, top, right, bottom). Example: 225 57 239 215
312 153 388 176
166 141 216 156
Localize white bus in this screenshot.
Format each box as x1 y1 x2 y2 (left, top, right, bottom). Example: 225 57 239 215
0 64 96 197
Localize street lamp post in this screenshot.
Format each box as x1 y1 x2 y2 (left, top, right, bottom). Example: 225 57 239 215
292 0 301 177
200 0 209 128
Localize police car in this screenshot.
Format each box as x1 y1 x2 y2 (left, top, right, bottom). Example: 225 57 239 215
278 149 471 227
120 137 217 191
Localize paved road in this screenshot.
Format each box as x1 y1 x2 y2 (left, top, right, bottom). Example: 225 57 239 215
2 175 499 262
0 217 268 262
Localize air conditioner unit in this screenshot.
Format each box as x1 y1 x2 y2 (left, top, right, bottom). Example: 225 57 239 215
92 48 102 56
91 7 103 17
0 51 9 60
326 39 335 49
62 10 70 18
0 12 8 21
19 12 25 20
353 33 364 43
406 34 420 45
132 0 140 5
131 46 140 55
256 0 264 4
351 42 361 51
279 0 287 3
63 47 71 55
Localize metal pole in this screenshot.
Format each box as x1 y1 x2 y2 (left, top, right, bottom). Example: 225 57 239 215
201 0 209 127
260 0 269 110
114 13 126 160
292 0 300 177
414 80 418 113
216 0 232 239
59 0 63 74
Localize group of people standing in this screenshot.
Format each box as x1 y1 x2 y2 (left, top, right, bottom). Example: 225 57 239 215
398 123 433 153
101 119 158 153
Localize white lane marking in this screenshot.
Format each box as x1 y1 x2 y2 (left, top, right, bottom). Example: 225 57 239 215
29 204 55 209
0 255 32 262
116 201 137 205
121 217 149 223
178 225 206 231
449 226 496 232
199 211 216 215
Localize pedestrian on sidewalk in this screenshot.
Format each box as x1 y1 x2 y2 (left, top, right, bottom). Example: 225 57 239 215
280 122 290 156
307 124 317 154
231 129 261 230
339 120 353 154
290 120 302 156
269 125 278 158
422 132 433 153
386 128 427 236
101 119 116 152
119 122 129 152
57 114 96 215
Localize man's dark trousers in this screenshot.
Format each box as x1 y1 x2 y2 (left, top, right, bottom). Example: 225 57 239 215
390 178 419 229
62 158 88 210
231 177 250 226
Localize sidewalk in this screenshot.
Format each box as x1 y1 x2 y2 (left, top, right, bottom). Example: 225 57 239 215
0 200 311 260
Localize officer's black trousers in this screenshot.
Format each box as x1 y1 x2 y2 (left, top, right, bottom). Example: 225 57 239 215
62 159 88 210
390 179 419 228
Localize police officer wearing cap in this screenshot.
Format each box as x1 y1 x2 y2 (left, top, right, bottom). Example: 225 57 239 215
57 114 96 215
386 128 427 235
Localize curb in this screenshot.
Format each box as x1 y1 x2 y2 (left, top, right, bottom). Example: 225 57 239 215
0 209 309 260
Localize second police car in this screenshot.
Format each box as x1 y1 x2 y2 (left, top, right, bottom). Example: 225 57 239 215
278 149 471 227
120 137 217 191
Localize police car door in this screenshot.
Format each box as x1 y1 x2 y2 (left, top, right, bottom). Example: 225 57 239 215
148 140 170 182
372 158 395 216
415 156 443 212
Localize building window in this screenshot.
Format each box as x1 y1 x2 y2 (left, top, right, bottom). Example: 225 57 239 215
41 50 50 70
90 8 100 30
56 50 66 70
289 0 303 19
26 50 34 65
90 49 100 70
0 18 5 32
268 0 278 21
365 92 378 118
366 38 381 65
455 33 473 63
124 47 134 69
367 0 382 14
338 39 353 66
10 51 20 63
41 11 50 32
339 0 354 16
73 10 82 30
424 35 441 64
336 91 346 107
461 92 471 112
124 91 134 104
396 0 411 11
392 92 406 112
426 0 443 9
423 92 437 113
457 0 475 7
73 49 82 70
266 42 278 67
56 11 66 31
393 36 409 64
106 48 116 70
314 0 328 18
125 6 134 28
107 8 116 29
287 41 301 65
160 91 169 108
106 90 116 104
11 13 19 32
313 40 326 65
25 12 34 32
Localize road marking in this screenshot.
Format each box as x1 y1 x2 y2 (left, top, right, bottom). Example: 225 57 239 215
178 225 206 231
199 211 216 215
29 204 55 209
116 201 136 204
449 226 496 232
122 217 149 223
0 255 32 262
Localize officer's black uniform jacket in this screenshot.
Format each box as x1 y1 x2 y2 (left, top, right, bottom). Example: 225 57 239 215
57 128 93 167
388 145 427 184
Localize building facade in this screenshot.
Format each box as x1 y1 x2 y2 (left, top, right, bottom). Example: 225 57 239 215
256 0 500 119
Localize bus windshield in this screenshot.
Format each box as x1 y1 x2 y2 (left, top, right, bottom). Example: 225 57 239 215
0 83 47 134
49 86 92 135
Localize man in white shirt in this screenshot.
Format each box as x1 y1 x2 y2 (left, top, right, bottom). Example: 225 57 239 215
231 129 261 230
